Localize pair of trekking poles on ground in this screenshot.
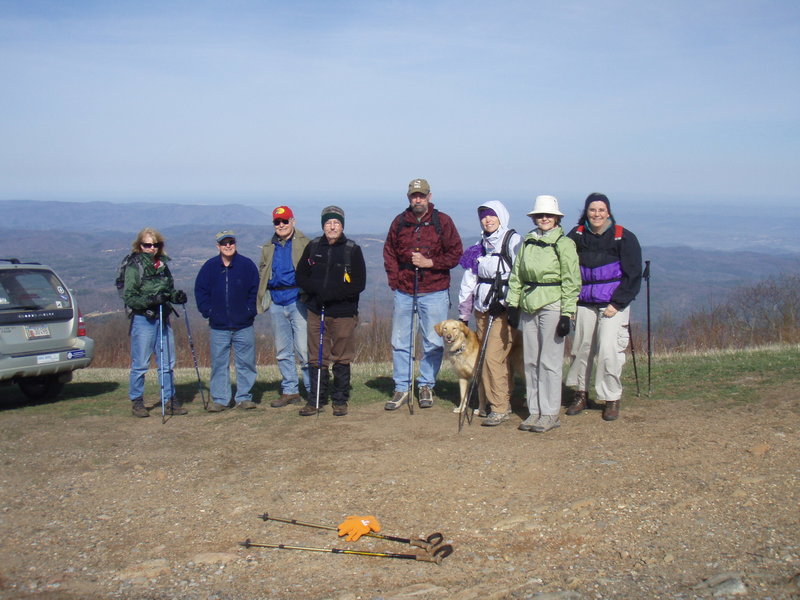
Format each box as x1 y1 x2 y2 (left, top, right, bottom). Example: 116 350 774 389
155 304 207 424
240 512 453 564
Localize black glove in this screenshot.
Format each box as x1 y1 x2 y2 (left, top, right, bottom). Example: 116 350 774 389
172 290 188 304
487 300 506 317
556 315 571 338
149 292 170 306
506 306 520 329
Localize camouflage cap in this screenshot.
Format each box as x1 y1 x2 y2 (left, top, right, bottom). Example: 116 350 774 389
407 178 430 197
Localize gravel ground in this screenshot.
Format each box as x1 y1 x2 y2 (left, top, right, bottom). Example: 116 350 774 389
1 386 799 600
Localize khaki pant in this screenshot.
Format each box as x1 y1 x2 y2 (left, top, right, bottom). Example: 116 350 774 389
306 312 357 367
566 305 629 402
520 308 564 417
475 311 520 414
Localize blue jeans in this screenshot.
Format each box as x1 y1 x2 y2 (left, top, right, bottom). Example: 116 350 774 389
129 312 175 401
268 300 310 395
209 326 257 406
391 289 449 392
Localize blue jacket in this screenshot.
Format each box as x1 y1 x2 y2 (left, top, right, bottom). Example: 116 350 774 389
194 252 259 330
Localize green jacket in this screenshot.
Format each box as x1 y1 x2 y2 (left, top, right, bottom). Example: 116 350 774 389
257 229 310 313
506 226 581 316
123 252 176 311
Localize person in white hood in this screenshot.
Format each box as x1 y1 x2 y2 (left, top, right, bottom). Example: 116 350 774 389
457 200 522 426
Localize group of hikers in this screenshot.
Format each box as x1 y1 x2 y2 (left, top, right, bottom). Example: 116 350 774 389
122 178 642 431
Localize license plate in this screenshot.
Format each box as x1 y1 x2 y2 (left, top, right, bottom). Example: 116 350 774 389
26 325 51 339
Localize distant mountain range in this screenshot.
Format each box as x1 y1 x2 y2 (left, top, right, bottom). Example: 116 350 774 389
0 199 270 232
1 200 799 326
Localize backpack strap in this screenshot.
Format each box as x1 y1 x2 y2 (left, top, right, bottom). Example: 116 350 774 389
394 208 443 236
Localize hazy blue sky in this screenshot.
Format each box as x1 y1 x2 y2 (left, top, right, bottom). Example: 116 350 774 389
2 0 798 212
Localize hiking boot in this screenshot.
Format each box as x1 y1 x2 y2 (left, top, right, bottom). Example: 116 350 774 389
566 390 588 416
418 386 434 408
237 400 258 410
518 414 539 431
207 401 228 412
270 393 302 408
332 403 348 417
481 411 510 427
602 400 620 421
167 399 188 416
385 391 409 411
299 403 324 416
531 415 561 433
131 398 149 418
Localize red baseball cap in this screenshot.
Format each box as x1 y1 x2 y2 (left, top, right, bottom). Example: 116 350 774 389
272 206 294 220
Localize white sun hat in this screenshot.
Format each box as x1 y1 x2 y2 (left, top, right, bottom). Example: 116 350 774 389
526 195 564 217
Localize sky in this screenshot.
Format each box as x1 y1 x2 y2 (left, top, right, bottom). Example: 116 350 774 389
1 0 799 219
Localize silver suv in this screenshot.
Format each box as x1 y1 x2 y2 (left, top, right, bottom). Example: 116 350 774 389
0 259 94 400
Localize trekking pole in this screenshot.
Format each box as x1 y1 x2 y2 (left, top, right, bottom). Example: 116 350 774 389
407 267 419 415
239 539 448 564
315 305 326 418
458 314 495 433
627 322 640 397
158 304 167 424
183 307 208 410
643 260 652 396
258 512 452 554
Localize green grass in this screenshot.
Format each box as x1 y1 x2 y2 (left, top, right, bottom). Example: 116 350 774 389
3 344 799 416
634 343 800 404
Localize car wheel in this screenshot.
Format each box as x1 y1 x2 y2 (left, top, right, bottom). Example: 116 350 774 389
18 375 65 401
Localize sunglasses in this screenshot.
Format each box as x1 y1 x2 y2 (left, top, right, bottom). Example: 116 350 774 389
533 214 557 219
140 242 163 249
273 219 290 226
218 239 236 247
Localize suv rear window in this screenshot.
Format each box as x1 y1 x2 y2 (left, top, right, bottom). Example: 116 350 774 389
0 269 74 323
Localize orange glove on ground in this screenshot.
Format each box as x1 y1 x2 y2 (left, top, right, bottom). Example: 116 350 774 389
337 515 381 541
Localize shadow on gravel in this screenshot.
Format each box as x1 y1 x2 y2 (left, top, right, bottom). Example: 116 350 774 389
0 380 119 411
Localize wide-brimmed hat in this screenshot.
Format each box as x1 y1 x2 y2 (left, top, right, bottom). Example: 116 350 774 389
526 195 564 217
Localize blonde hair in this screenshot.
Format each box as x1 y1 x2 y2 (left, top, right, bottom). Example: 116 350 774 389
131 227 166 256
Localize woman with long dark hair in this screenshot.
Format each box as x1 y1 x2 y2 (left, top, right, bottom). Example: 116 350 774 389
565 193 642 421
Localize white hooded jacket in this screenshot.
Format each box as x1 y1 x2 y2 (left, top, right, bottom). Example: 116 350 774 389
457 200 522 321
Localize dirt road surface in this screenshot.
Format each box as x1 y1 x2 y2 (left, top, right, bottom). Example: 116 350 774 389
1 388 799 599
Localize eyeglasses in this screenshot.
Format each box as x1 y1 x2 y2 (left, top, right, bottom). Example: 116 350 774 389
533 214 557 219
218 240 236 247
273 219 290 226
140 242 163 249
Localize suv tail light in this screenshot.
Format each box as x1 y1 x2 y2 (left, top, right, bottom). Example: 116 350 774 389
77 311 87 337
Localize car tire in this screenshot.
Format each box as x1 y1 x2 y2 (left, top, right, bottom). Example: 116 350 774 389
18 376 65 401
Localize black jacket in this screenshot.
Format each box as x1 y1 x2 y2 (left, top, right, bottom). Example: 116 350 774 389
296 234 366 318
566 222 642 310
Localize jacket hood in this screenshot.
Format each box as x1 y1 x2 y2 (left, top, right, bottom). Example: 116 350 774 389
478 200 512 249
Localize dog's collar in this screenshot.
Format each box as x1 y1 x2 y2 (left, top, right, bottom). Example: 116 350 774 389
452 343 467 356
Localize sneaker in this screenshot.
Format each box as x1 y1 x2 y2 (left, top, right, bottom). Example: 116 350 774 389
332 403 348 416
207 401 228 413
270 393 302 408
131 398 149 418
418 386 434 408
237 400 258 410
384 391 409 411
481 411 510 427
531 415 561 433
166 399 188 416
299 403 324 416
518 414 539 431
